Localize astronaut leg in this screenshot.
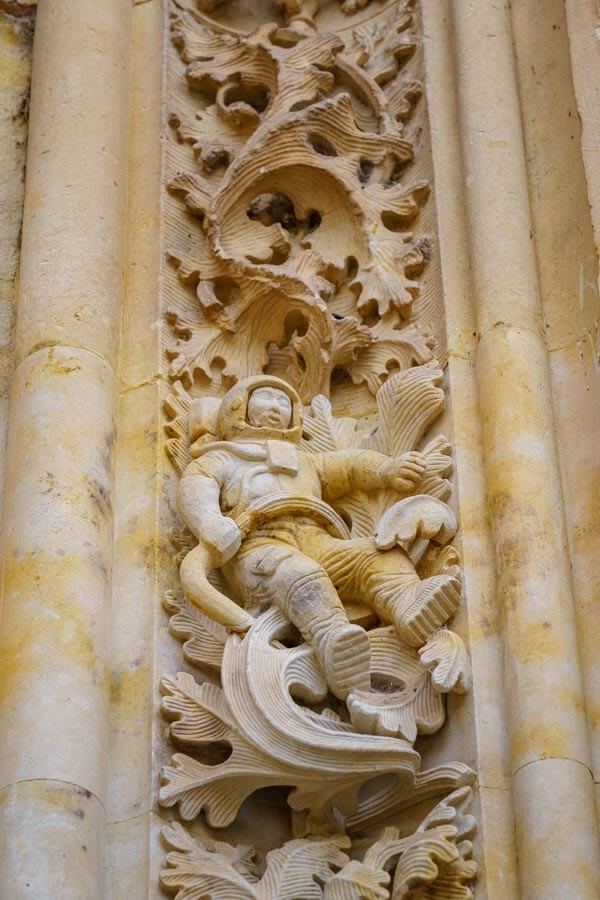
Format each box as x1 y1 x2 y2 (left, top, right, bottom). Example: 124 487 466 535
312 534 461 648
368 563 462 647
223 540 371 700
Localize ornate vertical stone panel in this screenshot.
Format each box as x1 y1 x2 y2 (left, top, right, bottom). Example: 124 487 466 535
158 1 478 896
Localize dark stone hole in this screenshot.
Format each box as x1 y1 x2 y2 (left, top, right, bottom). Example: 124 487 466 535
307 133 338 157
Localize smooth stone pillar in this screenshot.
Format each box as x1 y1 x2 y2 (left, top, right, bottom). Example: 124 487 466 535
0 348 116 796
421 2 518 895
511 0 600 823
0 0 131 896
451 1 600 895
13 0 130 366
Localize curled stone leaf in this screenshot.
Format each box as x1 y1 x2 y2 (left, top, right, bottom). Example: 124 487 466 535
419 629 472 694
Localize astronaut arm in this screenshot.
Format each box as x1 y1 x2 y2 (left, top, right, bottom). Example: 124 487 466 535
178 469 242 564
318 449 425 500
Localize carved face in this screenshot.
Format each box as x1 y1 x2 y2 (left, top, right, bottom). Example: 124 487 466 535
247 387 293 430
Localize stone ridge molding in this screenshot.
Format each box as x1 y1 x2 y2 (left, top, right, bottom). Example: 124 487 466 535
160 1 477 897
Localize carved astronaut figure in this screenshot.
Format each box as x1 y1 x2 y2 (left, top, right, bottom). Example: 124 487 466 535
178 376 461 701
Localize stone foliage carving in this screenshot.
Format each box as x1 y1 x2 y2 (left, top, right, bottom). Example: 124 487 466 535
164 0 436 407
160 787 476 899
160 1 476 896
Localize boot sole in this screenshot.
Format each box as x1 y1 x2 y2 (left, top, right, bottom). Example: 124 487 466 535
326 625 371 699
398 575 461 646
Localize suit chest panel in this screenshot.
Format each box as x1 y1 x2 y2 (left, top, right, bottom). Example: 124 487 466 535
219 454 321 509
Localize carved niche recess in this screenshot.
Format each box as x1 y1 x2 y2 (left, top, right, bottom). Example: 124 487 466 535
160 1 477 897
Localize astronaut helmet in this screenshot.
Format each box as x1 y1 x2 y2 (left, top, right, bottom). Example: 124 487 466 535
216 375 303 444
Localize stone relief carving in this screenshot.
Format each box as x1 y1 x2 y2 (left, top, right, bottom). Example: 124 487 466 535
160 1 477 897
160 787 477 898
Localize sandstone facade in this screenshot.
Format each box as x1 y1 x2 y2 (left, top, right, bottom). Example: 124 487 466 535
0 2 599 898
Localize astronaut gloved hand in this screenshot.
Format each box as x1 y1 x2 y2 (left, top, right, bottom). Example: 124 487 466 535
380 451 426 493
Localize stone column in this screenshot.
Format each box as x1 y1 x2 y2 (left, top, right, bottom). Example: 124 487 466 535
422 3 519 895
0 1 131 896
512 0 600 833
451 2 600 897
564 0 600 827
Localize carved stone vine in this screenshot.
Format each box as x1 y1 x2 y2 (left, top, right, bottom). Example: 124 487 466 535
160 1 477 897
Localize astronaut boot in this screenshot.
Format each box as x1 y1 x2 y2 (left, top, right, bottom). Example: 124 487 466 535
311 617 372 701
284 570 372 701
373 565 462 648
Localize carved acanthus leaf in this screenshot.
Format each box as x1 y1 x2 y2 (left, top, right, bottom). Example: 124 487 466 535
301 395 370 454
345 321 433 395
160 788 477 900
160 610 473 831
166 5 433 402
347 626 446 743
348 2 417 86
164 590 226 671
166 280 332 394
160 821 260 900
386 787 477 899
275 312 374 401
371 365 446 457
419 629 471 695
197 92 420 314
325 789 478 900
300 372 452 537
258 838 350 899
164 380 193 474
161 824 351 900
417 437 453 501
323 860 391 900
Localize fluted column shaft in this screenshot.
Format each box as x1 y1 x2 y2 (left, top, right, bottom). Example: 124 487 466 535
452 1 600 896
0 1 131 896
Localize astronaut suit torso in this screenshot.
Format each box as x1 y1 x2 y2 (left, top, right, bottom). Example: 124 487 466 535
178 375 462 700
184 437 417 627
